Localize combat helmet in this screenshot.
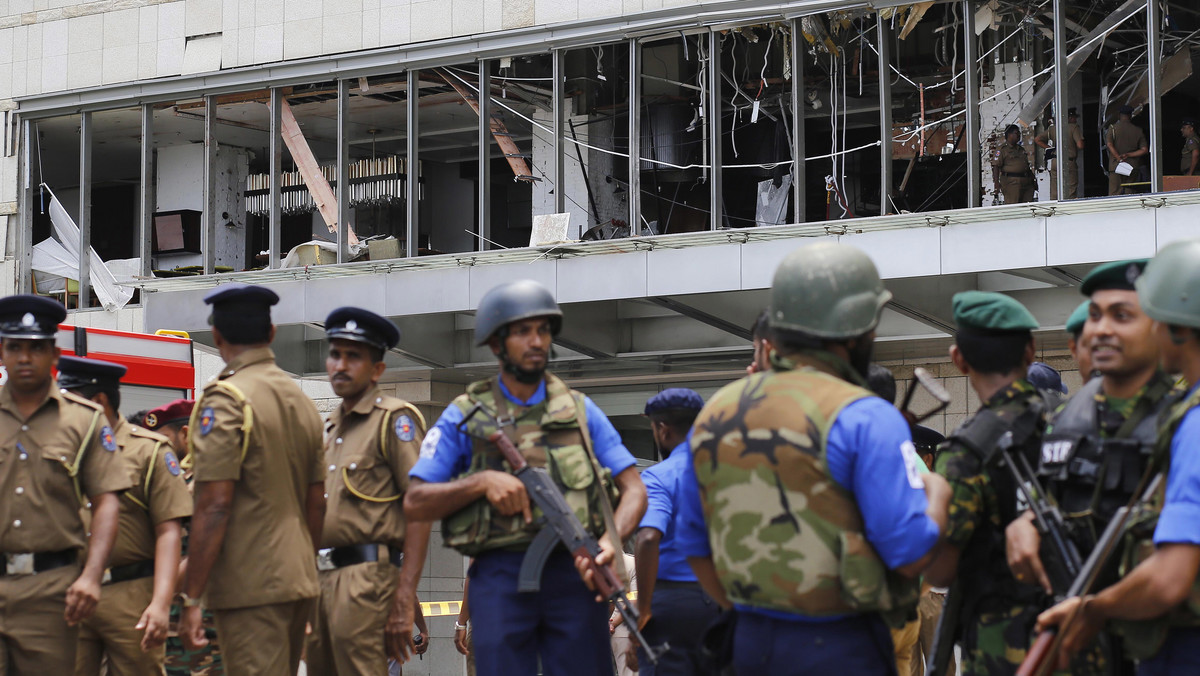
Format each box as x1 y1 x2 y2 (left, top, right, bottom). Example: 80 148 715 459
1136 238 1200 329
474 279 563 345
769 242 892 339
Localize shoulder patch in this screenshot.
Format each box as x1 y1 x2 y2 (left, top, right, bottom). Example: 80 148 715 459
419 426 442 460
100 426 118 452
198 407 215 436
164 450 182 476
395 414 416 442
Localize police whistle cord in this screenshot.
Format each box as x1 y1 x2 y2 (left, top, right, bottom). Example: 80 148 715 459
458 404 669 665
1016 471 1165 676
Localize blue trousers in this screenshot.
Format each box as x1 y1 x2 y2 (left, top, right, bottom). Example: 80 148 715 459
1137 626 1200 676
732 611 898 676
637 582 722 676
469 548 612 676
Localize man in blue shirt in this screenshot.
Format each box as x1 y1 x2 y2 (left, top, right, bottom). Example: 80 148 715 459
675 242 952 675
1035 238 1200 675
628 388 720 676
404 279 647 676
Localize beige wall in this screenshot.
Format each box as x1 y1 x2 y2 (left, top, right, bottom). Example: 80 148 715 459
0 0 710 100
888 350 1082 437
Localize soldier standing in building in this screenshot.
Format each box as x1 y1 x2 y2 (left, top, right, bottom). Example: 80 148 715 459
674 242 953 674
60 357 192 676
144 399 224 675
179 284 326 676
0 295 132 674
1105 105 1149 195
630 388 720 676
1179 119 1199 176
1036 108 1085 200
992 125 1035 204
307 307 431 674
1034 238 1200 674
922 291 1051 675
404 279 648 676
1007 260 1178 672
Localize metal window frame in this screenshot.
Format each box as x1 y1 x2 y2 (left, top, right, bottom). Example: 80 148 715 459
79 111 92 306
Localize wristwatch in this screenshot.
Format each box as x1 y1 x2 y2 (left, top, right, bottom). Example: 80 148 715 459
179 592 203 608
454 621 468 631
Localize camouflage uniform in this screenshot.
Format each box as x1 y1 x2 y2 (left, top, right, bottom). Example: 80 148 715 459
935 380 1049 675
689 352 919 624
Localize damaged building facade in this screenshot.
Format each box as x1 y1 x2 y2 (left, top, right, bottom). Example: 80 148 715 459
3 0 1200 671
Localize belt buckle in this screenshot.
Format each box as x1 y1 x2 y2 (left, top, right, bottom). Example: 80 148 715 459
101 568 113 584
317 548 336 572
5 553 35 576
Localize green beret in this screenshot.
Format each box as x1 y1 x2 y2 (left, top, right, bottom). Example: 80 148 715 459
1065 300 1089 337
1080 259 1148 296
952 291 1039 333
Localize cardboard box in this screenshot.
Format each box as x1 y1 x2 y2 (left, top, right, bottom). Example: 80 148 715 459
368 238 402 260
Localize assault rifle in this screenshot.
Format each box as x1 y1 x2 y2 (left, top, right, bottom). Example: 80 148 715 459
925 421 1080 676
998 430 1083 598
1016 471 1165 676
457 403 668 665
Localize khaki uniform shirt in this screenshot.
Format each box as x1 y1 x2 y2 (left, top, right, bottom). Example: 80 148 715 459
321 387 425 550
190 347 324 610
109 417 193 568
992 142 1031 173
1038 123 1084 160
1106 119 1148 166
1181 135 1200 173
0 385 132 553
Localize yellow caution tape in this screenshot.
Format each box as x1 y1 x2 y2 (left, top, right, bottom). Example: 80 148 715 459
419 590 637 617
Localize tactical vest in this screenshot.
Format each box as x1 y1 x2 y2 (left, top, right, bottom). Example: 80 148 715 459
689 364 920 627
1111 385 1200 659
945 393 1050 616
1038 374 1178 553
441 375 612 556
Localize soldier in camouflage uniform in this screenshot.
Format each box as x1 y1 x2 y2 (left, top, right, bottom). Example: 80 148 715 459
1179 119 1199 176
1009 260 1179 675
924 291 1051 675
143 399 224 676
404 279 647 676
674 242 953 675
1036 238 1200 675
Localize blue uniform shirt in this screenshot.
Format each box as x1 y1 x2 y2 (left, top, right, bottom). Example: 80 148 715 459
675 395 938 621
1154 387 1200 546
410 377 638 482
638 440 699 583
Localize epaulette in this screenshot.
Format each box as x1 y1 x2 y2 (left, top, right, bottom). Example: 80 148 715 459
61 389 105 412
128 424 171 444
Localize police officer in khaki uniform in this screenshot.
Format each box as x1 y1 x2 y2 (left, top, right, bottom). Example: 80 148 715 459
1105 104 1149 195
1035 108 1085 200
1180 118 1199 176
179 284 326 676
60 357 192 676
992 124 1035 204
308 307 431 674
0 295 132 674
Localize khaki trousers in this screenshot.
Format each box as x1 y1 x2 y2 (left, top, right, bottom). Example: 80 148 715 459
999 175 1035 204
890 615 921 676
1049 157 1079 200
307 561 398 676
77 576 164 676
212 598 313 676
0 564 81 675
